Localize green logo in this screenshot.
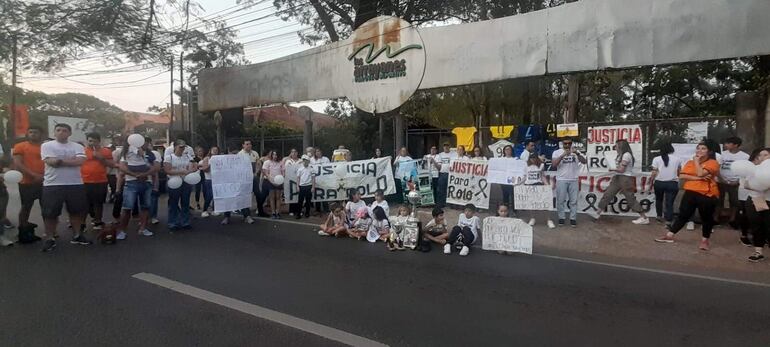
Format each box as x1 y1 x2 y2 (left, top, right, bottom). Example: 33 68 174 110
348 43 423 64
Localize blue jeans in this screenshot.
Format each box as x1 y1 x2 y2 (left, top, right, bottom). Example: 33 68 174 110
167 183 192 228
123 181 152 210
203 179 214 211
150 190 160 219
556 180 578 221
654 180 678 222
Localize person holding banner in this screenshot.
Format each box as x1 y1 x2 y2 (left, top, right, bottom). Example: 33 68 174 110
283 149 302 217
522 155 555 228
312 148 331 215
262 150 284 219
655 140 721 251
238 140 267 218
649 141 681 225
295 155 314 219
591 140 650 225
551 138 587 227
164 141 197 231
434 143 454 208
393 147 413 204
519 140 535 163
500 145 516 213
471 146 487 161
423 146 440 199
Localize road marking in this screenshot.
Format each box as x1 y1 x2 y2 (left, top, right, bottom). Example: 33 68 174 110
132 272 388 347
258 218 770 288
533 254 770 288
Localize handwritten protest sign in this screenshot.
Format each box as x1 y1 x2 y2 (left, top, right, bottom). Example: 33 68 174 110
487 140 515 158
514 185 554 210
544 172 656 217
210 155 253 213
487 157 527 185
481 217 533 254
587 125 643 172
446 159 490 209
284 157 396 203
556 123 579 137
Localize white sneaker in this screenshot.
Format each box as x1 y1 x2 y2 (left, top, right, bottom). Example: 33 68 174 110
318 230 330 236
138 229 154 237
211 212 221 217
221 218 230 225
245 216 255 224
289 212 295 216
151 218 160 225
528 218 536 226
632 217 650 225
459 246 470 256
547 220 556 229
0 235 14 247
116 231 127 240
201 211 210 218
686 221 695 230
443 243 451 254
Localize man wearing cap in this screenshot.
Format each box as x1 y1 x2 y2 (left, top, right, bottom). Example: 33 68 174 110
296 155 315 219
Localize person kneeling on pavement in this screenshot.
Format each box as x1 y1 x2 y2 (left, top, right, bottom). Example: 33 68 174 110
445 204 480 256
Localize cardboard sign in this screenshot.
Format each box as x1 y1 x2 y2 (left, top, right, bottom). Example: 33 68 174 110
587 125 643 172
210 155 254 213
487 157 527 185
514 185 554 211
556 123 579 137
482 217 533 254
487 140 515 158
446 159 491 209
545 172 657 217
284 157 396 203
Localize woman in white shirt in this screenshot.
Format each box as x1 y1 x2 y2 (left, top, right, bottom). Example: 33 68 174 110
592 139 649 225
262 150 284 219
393 147 413 204
649 142 681 225
164 141 197 230
470 146 487 161
283 148 302 217
743 148 770 262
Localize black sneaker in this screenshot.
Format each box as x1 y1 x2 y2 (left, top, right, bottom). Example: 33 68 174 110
70 234 93 245
748 252 765 263
41 239 56 252
570 220 577 227
740 237 752 247
558 219 565 226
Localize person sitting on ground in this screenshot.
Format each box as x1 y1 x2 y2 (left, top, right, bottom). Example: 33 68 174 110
318 203 348 237
369 189 389 216
422 207 449 245
445 204 481 256
366 206 391 243
344 189 367 227
387 206 410 251
655 140 721 251
348 207 372 240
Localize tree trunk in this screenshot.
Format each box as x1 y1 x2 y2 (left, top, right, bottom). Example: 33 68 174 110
354 0 378 29
736 92 760 150
309 0 340 42
566 75 580 123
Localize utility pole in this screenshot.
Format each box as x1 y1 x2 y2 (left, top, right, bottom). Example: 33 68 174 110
179 52 184 132
169 56 175 141
8 35 18 142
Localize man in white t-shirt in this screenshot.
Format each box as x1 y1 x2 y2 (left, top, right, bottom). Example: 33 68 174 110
423 146 440 200
434 143 455 208
551 138 586 227
519 140 536 163
720 136 750 228
236 139 266 218
40 123 91 252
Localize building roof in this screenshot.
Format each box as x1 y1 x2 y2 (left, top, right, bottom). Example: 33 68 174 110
243 105 338 129
123 111 170 133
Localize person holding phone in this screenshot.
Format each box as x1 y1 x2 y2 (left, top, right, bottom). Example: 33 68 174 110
81 133 114 231
551 138 587 227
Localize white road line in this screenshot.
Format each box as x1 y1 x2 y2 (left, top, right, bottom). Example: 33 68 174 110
261 218 770 288
533 254 770 288
132 272 388 347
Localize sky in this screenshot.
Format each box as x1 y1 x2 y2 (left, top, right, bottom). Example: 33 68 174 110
19 0 328 114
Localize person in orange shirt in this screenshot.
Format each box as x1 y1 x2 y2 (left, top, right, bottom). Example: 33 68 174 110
655 140 722 251
12 126 45 232
81 132 114 230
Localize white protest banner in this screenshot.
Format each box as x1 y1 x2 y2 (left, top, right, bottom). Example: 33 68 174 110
556 123 579 138
284 157 396 203
446 159 491 209
487 157 527 185
545 172 656 217
514 185 554 211
481 217 533 254
282 161 304 204
586 125 643 172
487 140 514 158
672 143 696 164
685 121 708 143
210 155 254 213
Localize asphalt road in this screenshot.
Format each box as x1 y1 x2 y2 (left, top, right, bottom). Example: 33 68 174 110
2 214 770 347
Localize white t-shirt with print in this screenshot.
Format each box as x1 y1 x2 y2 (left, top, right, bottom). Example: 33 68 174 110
122 148 156 182
519 149 531 163
617 152 635 177
524 164 544 185
435 152 454 174
165 153 193 178
369 200 390 217
457 213 481 242
345 200 367 222
40 140 86 186
720 150 750 184
296 166 313 186
651 155 681 182
552 149 581 181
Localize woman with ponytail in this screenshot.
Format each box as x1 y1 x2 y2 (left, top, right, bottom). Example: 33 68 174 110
649 141 681 225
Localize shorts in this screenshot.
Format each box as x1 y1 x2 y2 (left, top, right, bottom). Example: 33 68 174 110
263 180 282 192
19 183 43 209
85 183 108 204
41 185 88 219
122 180 152 211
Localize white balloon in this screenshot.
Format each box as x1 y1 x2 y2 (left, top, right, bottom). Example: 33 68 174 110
730 160 755 178
184 172 201 185
753 160 770 188
747 175 770 192
167 176 183 189
127 134 145 148
272 175 284 185
334 164 347 178
2 170 22 184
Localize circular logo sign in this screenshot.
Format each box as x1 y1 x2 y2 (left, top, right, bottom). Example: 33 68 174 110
340 16 426 114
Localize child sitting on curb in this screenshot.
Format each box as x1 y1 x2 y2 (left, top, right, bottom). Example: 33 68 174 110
445 204 481 256
369 189 389 216
318 203 348 237
387 206 410 251
348 206 372 240
423 207 449 245
367 206 391 243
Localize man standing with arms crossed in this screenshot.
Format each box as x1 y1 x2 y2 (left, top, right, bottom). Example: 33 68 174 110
40 124 92 252
551 138 587 227
12 126 45 243
82 132 114 231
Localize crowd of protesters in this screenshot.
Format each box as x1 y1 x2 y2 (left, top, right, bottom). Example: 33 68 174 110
0 124 768 262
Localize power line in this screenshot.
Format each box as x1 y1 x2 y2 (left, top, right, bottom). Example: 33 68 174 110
53 69 170 86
